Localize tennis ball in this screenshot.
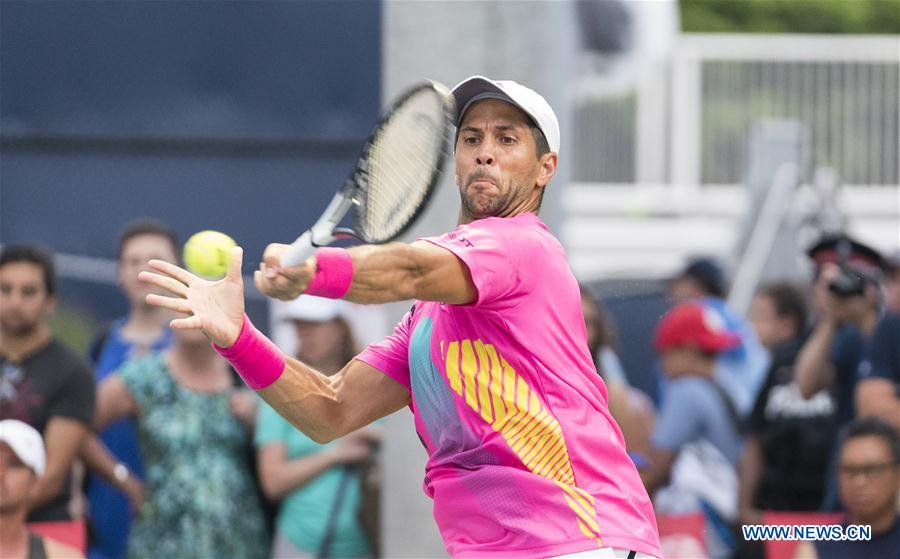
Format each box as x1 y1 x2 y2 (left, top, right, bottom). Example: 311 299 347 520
183 230 237 280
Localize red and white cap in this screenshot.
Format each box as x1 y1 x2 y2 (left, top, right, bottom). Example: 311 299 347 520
451 75 560 154
654 302 740 354
0 419 46 475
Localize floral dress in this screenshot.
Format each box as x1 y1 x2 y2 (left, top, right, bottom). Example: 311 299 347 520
119 353 268 559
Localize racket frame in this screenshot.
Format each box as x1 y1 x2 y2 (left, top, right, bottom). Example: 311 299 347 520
280 81 453 268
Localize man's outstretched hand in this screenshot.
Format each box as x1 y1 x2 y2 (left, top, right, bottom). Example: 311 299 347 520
139 246 246 348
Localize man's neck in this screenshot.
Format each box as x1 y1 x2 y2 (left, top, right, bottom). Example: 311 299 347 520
168 342 221 373
0 511 29 558
121 305 169 342
0 324 51 362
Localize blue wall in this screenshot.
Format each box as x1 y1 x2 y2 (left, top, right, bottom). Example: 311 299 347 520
1 1 382 332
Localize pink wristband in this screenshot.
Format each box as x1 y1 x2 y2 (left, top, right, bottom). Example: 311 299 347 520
213 314 285 390
304 247 353 299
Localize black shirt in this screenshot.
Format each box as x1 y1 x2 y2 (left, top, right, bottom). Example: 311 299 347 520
859 312 900 387
0 338 95 521
814 516 900 559
748 335 838 511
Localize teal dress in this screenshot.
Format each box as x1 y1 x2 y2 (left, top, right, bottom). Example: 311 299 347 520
255 402 371 558
120 354 268 559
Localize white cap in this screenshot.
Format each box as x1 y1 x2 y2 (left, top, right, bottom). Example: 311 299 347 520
0 420 45 475
280 296 347 323
451 75 560 154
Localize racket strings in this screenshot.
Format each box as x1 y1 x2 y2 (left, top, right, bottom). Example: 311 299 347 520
358 89 448 241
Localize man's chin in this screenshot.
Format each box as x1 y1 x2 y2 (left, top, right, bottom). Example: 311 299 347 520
0 321 35 338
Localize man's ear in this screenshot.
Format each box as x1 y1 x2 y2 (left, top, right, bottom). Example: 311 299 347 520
536 152 558 187
44 294 57 317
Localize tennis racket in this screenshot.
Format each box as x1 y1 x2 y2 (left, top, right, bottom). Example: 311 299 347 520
280 80 455 267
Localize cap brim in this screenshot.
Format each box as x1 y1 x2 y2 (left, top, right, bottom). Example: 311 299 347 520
451 76 515 125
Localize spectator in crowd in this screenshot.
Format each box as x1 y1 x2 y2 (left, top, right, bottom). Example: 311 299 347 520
793 235 884 511
795 418 900 559
83 219 178 559
736 282 833 558
0 419 84 559
0 245 95 521
90 324 267 558
580 285 654 457
855 311 900 430
668 257 770 417
795 234 884 428
256 296 379 559
641 302 743 557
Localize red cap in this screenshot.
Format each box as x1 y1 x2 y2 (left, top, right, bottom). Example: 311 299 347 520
654 303 740 353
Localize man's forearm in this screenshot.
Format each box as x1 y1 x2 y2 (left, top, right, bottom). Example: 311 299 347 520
257 358 348 443
794 320 837 398
80 434 127 488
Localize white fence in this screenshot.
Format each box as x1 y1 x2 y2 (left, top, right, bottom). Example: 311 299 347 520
573 34 900 187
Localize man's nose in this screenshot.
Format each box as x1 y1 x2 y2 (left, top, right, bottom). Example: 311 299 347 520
475 142 495 166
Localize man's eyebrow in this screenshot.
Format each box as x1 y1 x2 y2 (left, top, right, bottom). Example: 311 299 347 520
459 122 525 134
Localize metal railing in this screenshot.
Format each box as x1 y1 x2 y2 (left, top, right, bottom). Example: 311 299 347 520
573 34 900 187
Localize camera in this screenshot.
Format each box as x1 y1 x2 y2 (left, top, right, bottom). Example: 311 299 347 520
828 266 867 298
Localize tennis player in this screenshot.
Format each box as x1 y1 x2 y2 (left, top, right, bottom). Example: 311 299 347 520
141 76 661 559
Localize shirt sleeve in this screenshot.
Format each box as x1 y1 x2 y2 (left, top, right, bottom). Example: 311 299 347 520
652 380 705 451
50 354 95 426
355 309 414 391
422 219 530 309
859 314 900 384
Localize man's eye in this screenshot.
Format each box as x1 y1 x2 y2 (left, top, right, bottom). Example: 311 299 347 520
464 136 480 145
500 136 516 145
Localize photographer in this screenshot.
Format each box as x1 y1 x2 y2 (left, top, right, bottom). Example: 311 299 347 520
794 234 884 510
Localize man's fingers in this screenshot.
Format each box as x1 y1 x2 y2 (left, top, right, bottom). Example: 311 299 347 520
226 246 243 283
138 271 189 298
146 294 192 314
147 259 196 286
170 315 202 330
262 243 289 273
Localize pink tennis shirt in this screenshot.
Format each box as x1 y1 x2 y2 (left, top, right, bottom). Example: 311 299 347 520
357 213 661 558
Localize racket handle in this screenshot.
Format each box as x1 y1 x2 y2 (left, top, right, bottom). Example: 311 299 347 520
281 231 317 268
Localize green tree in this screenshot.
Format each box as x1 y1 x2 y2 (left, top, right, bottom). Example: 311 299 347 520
681 0 900 34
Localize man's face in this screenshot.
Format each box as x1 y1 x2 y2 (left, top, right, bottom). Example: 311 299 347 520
454 99 556 222
667 277 705 305
0 442 37 514
659 346 697 378
293 318 349 371
118 234 178 307
749 294 795 350
813 263 879 323
838 435 900 521
0 262 53 337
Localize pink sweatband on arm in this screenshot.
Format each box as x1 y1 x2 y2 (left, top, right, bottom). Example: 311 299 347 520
304 247 354 299
213 314 286 390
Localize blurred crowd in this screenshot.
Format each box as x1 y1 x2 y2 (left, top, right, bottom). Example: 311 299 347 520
1 218 898 559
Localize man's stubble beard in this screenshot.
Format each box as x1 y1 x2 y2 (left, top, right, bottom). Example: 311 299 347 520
0 316 39 339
